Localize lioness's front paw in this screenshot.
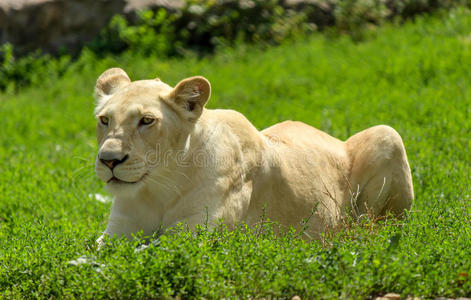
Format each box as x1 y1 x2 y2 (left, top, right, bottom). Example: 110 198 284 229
96 234 107 250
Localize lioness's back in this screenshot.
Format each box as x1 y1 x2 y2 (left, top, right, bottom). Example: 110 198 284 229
261 120 346 159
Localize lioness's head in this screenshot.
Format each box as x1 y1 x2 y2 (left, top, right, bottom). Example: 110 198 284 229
94 68 211 194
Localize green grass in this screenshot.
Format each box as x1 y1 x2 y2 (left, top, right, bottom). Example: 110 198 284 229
1 7 471 299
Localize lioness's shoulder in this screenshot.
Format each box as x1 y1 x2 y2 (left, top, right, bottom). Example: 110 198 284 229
201 108 266 149
203 108 247 122
262 120 344 150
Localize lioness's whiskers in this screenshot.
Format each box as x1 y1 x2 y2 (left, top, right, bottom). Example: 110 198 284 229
147 175 182 197
171 170 192 183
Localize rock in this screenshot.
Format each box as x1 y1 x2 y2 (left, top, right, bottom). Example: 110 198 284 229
383 293 401 300
124 0 184 12
283 0 335 29
0 0 183 55
0 0 374 55
0 0 126 54
375 294 402 300
284 0 332 10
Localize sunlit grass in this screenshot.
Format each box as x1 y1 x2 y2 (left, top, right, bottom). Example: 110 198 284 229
0 7 470 299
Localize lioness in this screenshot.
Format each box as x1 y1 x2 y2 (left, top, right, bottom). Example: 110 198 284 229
94 68 413 245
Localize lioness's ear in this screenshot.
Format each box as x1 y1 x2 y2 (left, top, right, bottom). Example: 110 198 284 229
166 76 211 122
95 68 131 103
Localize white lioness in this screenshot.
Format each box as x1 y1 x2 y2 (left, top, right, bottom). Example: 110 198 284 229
94 68 413 245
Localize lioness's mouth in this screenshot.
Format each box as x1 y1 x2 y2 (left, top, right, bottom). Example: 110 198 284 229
107 174 148 184
107 177 138 184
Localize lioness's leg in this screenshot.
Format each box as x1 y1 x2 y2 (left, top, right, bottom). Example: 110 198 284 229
346 125 414 218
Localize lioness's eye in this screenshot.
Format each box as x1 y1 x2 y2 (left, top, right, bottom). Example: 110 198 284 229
139 116 155 126
99 116 109 126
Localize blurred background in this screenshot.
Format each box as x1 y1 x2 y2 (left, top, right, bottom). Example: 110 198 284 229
0 0 466 92
1 1 471 298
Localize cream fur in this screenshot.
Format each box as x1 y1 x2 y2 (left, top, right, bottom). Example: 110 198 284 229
94 68 414 245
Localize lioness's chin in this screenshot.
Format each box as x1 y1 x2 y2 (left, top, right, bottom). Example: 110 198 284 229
106 181 142 196
105 175 147 194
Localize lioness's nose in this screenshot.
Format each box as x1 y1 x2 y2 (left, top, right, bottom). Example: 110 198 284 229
99 154 129 170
